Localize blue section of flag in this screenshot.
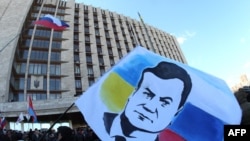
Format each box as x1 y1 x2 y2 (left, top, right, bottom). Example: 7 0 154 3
27 96 38 123
112 50 168 87
28 108 38 122
168 102 225 141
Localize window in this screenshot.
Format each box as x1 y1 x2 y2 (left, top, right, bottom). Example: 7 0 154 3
52 41 61 49
20 63 26 74
116 41 121 48
84 27 89 33
41 64 47 75
106 39 111 47
99 57 104 65
100 67 105 76
29 63 43 74
86 55 92 63
84 5 88 11
85 36 90 42
74 34 79 40
95 29 100 36
87 66 93 75
15 78 25 89
85 44 91 52
50 64 61 76
97 47 102 54
110 58 115 66
51 52 60 61
84 13 88 19
84 20 89 26
104 24 108 30
27 93 47 101
96 37 101 44
14 93 24 102
88 78 95 86
75 80 82 88
50 78 61 90
74 54 80 62
94 22 98 28
50 93 61 100
118 50 123 59
75 65 81 74
108 48 113 55
105 31 110 38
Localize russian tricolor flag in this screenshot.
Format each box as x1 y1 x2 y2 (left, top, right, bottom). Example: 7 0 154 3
34 14 69 30
159 102 225 141
27 96 38 123
0 117 7 129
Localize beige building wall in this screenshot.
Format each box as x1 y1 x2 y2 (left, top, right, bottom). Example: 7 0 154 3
0 0 33 103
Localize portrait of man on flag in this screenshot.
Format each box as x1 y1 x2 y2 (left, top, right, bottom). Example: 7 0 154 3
75 46 242 141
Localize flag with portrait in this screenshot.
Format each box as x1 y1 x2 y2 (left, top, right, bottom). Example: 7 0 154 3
75 46 242 141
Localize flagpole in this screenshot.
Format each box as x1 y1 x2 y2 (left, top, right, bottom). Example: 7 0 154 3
129 22 140 46
138 12 155 52
39 102 75 141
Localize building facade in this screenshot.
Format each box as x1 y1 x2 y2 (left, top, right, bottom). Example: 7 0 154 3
0 0 187 130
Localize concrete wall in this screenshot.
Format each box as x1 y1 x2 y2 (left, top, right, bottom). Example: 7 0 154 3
0 0 33 103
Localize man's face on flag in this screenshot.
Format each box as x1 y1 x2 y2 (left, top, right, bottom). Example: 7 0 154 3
124 72 184 132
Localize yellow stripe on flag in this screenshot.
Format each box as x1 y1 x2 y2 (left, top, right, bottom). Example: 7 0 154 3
100 72 134 113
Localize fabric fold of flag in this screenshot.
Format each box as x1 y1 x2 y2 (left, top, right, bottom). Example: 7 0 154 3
165 102 225 141
0 117 7 129
25 113 31 121
27 96 38 123
16 112 24 124
34 14 69 30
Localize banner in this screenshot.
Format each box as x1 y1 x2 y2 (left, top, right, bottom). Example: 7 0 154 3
75 46 242 141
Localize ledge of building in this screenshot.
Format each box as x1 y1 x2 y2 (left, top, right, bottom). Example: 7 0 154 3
0 97 81 117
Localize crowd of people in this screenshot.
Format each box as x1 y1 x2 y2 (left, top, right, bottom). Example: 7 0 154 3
0 126 100 141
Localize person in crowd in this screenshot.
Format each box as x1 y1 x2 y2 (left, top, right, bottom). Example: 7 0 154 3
56 126 74 141
32 128 41 141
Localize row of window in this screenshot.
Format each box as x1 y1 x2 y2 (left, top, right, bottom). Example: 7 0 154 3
33 3 182 61
14 77 61 91
15 63 61 76
13 93 62 102
28 29 62 38
31 12 65 20
24 39 61 49
19 50 60 61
